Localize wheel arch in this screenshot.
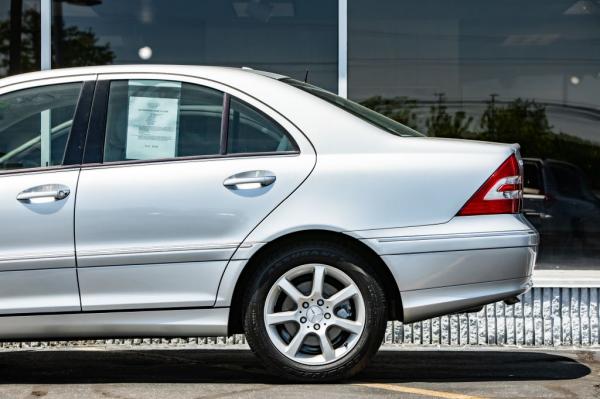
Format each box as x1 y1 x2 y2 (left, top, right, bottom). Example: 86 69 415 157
227 229 403 335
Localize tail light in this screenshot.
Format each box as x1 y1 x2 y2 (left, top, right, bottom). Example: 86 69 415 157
458 154 522 216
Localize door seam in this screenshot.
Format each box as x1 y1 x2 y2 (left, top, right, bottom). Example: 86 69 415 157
73 167 83 311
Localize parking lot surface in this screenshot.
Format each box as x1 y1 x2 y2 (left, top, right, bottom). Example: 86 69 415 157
0 346 598 398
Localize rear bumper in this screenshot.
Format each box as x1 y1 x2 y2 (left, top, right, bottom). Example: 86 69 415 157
399 275 532 323
353 214 538 323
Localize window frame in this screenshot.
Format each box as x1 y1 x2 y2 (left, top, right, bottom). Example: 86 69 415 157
0 75 96 176
83 73 300 168
523 160 545 196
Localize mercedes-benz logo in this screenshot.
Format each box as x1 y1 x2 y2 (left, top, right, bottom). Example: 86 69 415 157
306 305 324 323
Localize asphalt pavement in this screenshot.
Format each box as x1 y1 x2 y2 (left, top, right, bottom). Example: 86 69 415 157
0 345 598 398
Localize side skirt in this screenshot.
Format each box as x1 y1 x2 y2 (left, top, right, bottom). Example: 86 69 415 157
0 308 229 340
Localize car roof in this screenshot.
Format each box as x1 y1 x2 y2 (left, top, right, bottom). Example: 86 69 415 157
0 64 517 158
0 65 288 89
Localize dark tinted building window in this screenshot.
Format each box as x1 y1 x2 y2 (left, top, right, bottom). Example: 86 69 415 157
349 0 600 269
51 0 338 92
548 162 586 199
0 0 41 78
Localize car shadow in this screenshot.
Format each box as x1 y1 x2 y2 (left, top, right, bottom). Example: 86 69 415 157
0 348 590 384
362 349 591 382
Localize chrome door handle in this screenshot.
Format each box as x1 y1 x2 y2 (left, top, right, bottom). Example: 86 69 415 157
224 176 276 187
17 184 71 202
223 171 276 190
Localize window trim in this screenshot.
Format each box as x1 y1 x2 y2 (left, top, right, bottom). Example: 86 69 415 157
523 160 545 196
63 80 96 165
85 78 300 167
219 93 231 155
83 80 110 164
0 164 81 177
78 151 300 171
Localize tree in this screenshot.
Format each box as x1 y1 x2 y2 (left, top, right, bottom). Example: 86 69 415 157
0 8 40 75
52 0 113 68
55 24 115 67
0 7 114 77
479 97 553 152
360 92 600 189
360 95 419 129
425 93 473 138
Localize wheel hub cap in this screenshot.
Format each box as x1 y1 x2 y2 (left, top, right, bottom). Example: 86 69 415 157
306 305 324 323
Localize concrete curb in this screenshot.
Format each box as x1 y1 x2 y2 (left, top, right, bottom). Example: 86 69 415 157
534 270 600 288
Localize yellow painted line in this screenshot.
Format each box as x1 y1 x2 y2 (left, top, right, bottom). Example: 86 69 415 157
354 383 488 399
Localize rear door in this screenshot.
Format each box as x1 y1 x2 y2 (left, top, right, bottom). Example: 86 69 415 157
0 76 94 314
75 74 315 311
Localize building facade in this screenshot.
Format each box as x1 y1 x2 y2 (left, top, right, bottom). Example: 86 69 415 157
1 0 599 270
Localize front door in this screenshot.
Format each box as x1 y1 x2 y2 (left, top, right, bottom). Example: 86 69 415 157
75 76 315 311
0 80 91 314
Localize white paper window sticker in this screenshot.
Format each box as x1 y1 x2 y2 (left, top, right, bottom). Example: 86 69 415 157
125 80 182 160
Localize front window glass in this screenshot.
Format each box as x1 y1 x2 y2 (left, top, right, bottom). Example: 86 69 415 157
0 82 81 170
282 78 423 137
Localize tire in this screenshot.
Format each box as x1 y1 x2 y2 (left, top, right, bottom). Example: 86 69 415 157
242 240 387 382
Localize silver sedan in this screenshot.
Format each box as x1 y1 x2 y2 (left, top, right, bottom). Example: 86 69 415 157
0 65 537 381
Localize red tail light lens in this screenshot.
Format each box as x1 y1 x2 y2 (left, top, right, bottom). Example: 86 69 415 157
458 154 522 216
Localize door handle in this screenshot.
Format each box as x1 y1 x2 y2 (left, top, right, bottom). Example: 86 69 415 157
224 171 276 190
17 184 71 202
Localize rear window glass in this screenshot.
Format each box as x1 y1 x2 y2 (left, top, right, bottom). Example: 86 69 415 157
281 78 423 138
227 97 295 154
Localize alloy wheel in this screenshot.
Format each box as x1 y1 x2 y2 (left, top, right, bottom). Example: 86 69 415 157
263 264 366 365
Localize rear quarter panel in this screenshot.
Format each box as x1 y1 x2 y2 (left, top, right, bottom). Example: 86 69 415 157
244 135 516 242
